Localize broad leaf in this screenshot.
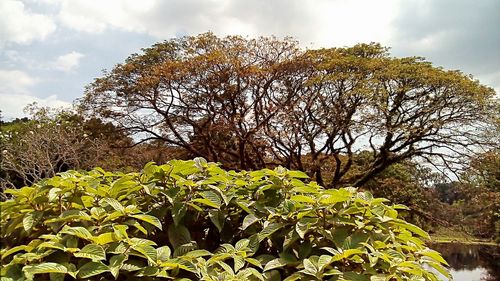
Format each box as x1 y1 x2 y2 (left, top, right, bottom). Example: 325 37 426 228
23 262 67 275
74 244 106 261
130 214 162 230
77 261 109 278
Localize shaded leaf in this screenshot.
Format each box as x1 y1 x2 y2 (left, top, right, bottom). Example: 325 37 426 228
77 261 109 278
74 244 106 261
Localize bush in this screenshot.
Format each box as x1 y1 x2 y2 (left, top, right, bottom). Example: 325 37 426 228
0 159 450 280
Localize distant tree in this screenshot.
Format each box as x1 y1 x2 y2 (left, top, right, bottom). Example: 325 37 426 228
461 149 500 239
424 150 500 239
80 33 498 187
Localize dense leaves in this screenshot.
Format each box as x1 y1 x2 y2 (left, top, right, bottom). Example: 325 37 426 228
1 159 450 280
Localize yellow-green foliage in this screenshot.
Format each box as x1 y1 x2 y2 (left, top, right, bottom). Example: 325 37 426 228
1 159 450 280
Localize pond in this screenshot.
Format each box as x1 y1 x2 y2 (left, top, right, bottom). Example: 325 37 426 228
430 243 500 281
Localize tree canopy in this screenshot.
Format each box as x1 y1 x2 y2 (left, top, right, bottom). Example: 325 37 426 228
80 33 498 188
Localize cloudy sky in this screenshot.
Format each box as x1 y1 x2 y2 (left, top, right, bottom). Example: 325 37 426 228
1 0 499 120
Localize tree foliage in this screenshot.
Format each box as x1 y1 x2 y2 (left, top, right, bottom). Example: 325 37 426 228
1 159 450 280
80 33 497 188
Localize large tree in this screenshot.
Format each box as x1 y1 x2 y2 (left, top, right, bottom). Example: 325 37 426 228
80 33 498 187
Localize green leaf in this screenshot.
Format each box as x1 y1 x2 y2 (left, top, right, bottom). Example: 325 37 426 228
239 267 265 280
171 202 186 226
317 255 332 271
235 239 249 251
264 258 288 271
113 225 129 240
1 245 27 260
209 210 225 232
287 170 309 179
192 198 220 209
157 246 171 262
301 258 317 276
92 232 118 245
129 237 157 247
74 244 106 261
245 257 262 268
136 266 159 277
393 219 430 239
215 243 235 254
329 226 350 247
167 224 191 249
45 210 92 223
343 232 369 249
109 254 126 279
283 229 300 250
110 177 138 198
131 244 157 264
60 226 93 241
102 211 124 223
426 261 452 280
194 157 208 169
234 255 245 272
184 249 212 258
202 190 222 206
319 189 351 204
102 198 125 214
392 204 410 210
130 214 162 230
296 218 318 239
90 207 105 220
258 223 285 242
22 213 34 232
241 214 259 230
216 260 234 275
23 262 67 275
418 249 449 266
173 242 198 257
77 261 109 278
291 185 321 194
290 195 316 204
121 259 145 272
48 188 62 202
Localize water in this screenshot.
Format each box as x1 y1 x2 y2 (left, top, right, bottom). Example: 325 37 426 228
430 243 500 281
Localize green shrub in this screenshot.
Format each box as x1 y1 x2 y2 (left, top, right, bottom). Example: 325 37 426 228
0 158 450 280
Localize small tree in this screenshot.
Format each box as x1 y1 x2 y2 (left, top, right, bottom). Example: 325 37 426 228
0 105 132 189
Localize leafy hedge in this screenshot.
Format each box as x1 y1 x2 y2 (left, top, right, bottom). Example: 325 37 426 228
0 158 450 280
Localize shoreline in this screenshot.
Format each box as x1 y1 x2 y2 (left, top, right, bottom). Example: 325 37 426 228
428 236 499 246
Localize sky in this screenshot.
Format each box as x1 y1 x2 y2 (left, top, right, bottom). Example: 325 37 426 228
0 0 499 120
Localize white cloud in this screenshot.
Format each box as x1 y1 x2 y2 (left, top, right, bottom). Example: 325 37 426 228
0 93 71 120
0 0 56 45
44 0 399 49
56 0 156 33
477 70 500 97
0 70 38 94
0 69 70 120
53 51 85 72
310 0 399 47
